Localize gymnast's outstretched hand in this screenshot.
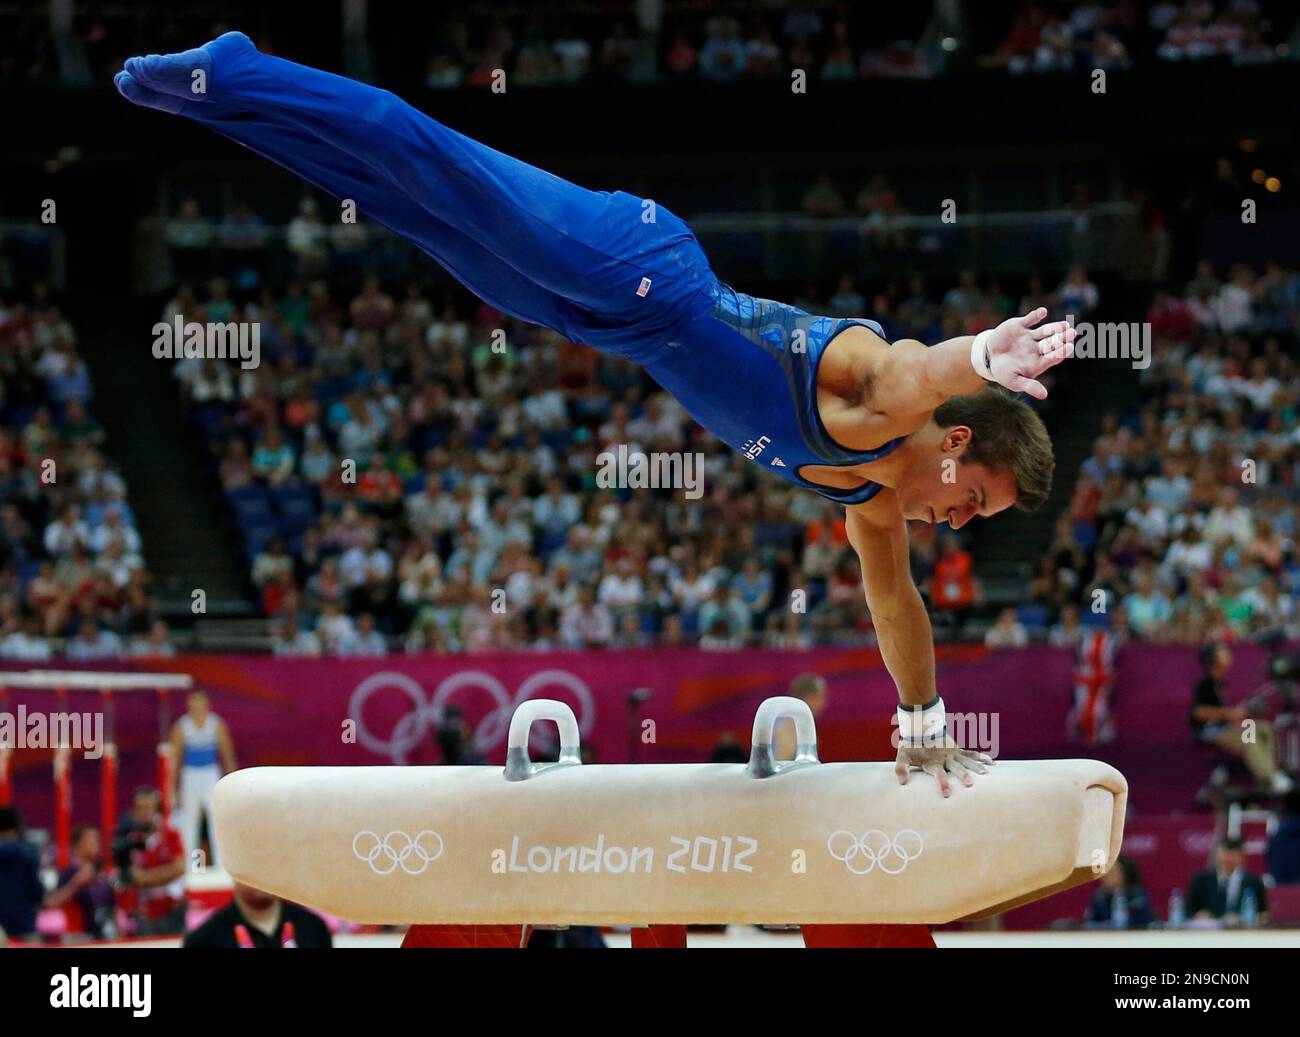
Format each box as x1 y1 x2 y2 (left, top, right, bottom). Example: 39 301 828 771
894 737 994 798
983 307 1077 400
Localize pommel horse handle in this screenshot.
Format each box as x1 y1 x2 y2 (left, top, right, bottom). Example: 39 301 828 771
747 696 820 778
504 699 582 781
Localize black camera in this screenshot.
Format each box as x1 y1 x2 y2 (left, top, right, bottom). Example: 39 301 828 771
111 820 152 878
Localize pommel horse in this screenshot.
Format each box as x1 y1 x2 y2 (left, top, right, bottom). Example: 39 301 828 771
214 696 1127 948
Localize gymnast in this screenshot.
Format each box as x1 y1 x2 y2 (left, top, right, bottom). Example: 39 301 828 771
116 33 1077 795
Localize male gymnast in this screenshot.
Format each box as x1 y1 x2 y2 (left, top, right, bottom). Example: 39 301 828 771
116 33 1077 795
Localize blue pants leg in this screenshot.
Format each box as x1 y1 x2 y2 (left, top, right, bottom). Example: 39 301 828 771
122 33 716 357
116 75 583 336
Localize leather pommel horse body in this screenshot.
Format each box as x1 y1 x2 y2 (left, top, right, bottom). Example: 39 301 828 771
213 697 1127 947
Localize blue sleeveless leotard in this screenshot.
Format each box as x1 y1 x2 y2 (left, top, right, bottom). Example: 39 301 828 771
643 285 902 504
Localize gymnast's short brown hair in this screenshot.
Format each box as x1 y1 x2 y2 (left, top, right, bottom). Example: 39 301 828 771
932 387 1055 512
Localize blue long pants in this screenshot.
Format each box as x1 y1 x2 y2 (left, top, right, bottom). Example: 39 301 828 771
118 32 717 362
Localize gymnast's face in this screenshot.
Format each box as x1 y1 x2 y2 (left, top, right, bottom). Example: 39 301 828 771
896 427 1018 528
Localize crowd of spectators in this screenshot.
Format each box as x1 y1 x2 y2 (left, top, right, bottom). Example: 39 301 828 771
981 0 1288 73
420 8 939 87
160 245 1117 654
0 289 169 660
167 266 890 654
1023 258 1300 645
5 2 1292 88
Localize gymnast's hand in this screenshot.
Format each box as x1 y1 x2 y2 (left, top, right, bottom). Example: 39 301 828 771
982 307 1077 401
894 737 994 797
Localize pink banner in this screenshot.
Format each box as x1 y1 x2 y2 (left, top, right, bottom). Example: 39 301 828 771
3 642 1289 928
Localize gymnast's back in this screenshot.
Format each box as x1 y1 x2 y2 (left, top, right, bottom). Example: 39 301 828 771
638 281 903 505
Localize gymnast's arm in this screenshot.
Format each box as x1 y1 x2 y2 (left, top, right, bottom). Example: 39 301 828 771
819 309 1076 445
846 492 991 796
217 718 238 774
845 491 935 710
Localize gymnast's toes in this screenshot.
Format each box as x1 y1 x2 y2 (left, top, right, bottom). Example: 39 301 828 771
121 31 255 100
113 71 188 115
123 47 212 98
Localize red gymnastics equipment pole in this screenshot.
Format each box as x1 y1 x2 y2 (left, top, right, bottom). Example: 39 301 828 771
53 684 71 869
0 684 11 807
100 685 118 869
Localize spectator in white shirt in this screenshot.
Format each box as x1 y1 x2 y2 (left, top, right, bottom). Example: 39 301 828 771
88 509 141 556
315 601 357 647
340 612 389 656
96 537 143 587
985 608 1029 649
1123 573 1174 638
128 621 176 657
1048 604 1083 648
404 477 444 539
338 529 393 588
1234 357 1279 413
1204 487 1255 548
1057 266 1099 316
1124 498 1170 547
1162 525 1213 582
597 557 644 612
1242 576 1294 630
272 615 321 657
338 405 384 465
1213 264 1254 333
670 561 716 612
251 537 293 589
0 618 52 660
559 586 613 648
44 506 90 557
66 618 122 660
532 478 581 539
286 198 328 276
522 388 568 430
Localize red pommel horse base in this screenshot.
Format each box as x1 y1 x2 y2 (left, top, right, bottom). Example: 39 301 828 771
401 922 936 949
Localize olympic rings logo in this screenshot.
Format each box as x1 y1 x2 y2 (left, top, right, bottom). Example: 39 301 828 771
347 669 595 764
353 829 445 875
826 829 924 875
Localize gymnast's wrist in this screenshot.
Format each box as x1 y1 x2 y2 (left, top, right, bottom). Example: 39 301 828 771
897 696 946 748
970 330 995 381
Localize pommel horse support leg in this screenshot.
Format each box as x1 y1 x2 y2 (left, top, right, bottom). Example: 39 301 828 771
214 696 1127 948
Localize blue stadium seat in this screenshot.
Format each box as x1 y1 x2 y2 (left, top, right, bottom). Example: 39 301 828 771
542 429 572 453
278 512 314 537
537 530 567 555
241 522 278 560
227 485 273 522
1017 604 1050 630
273 483 316 514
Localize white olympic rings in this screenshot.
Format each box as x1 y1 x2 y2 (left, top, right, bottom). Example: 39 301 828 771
348 669 595 764
352 829 445 875
826 829 924 875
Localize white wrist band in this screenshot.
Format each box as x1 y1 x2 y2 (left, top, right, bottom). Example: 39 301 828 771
897 697 946 746
971 329 995 381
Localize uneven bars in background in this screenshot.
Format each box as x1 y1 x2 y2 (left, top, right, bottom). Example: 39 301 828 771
0 670 193 866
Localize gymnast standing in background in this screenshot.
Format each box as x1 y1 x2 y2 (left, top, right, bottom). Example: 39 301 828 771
170 689 239 866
